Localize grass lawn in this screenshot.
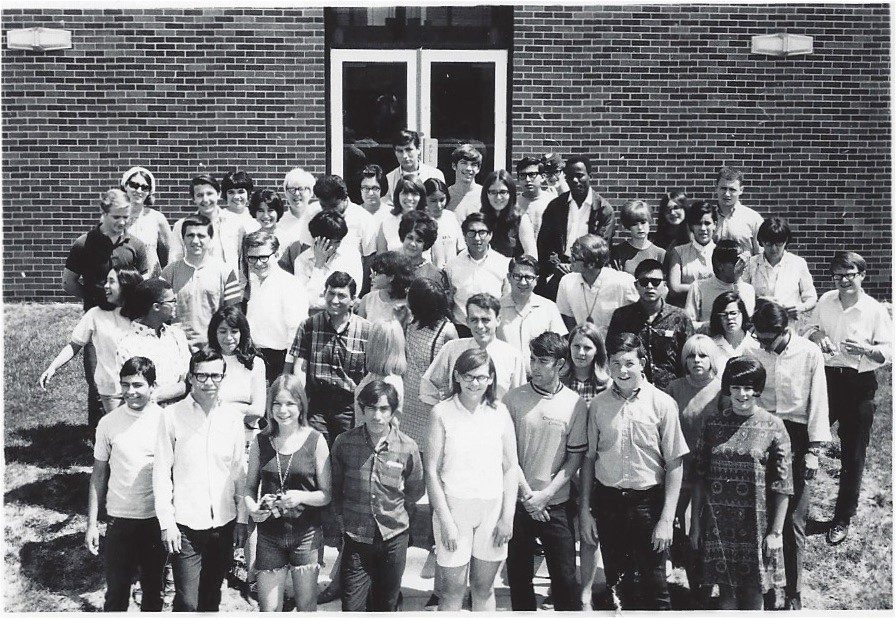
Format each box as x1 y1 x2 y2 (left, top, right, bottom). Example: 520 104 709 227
4 302 892 611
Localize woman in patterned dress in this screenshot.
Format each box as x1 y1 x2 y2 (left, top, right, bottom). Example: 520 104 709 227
690 356 793 609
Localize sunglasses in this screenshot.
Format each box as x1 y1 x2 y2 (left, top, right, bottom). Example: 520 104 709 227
127 181 150 192
637 277 664 288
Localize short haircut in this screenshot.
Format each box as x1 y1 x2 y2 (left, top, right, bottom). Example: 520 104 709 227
633 258 664 279
308 209 348 241
830 250 866 273
423 177 449 197
189 174 220 197
721 355 766 397
461 211 493 234
451 143 483 165
365 321 407 377
243 229 280 255
325 270 357 297
123 277 173 319
680 334 719 375
530 331 568 362
407 277 451 329
391 176 427 216
605 331 646 360
571 234 610 269
221 170 254 194
757 216 791 246
370 251 415 299
99 189 129 213
450 347 497 406
620 199 652 228
466 292 500 317
687 200 718 226
120 356 157 386
357 379 400 412
712 239 741 268
282 167 315 192
207 305 258 371
266 374 309 437
564 155 592 175
751 299 790 335
708 291 752 337
189 345 224 376
180 213 213 239
249 189 284 220
399 210 438 249
515 156 544 174
360 164 388 196
508 254 539 275
716 165 744 185
393 128 420 149
314 174 348 202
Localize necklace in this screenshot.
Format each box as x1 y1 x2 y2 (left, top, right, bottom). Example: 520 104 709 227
271 436 295 494
581 280 599 323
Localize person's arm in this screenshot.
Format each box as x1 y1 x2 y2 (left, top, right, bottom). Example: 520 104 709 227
355 294 369 319
278 240 302 275
230 420 249 546
594 201 616 243
419 344 451 406
62 267 84 300
243 439 272 523
152 410 181 553
360 253 374 297
403 443 426 506
685 285 708 332
245 359 267 421
493 411 519 547
652 455 682 552
85 458 110 555
518 214 538 261
375 225 389 254
425 407 459 552
39 342 84 389
805 348 832 445
667 248 690 297
168 221 185 264
795 259 818 314
278 435 332 509
155 216 171 268
763 492 788 556
522 451 584 517
561 314 577 332
578 453 598 546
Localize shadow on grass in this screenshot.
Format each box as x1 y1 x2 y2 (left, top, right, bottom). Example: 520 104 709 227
20 530 104 593
5 422 94 468
5 471 90 513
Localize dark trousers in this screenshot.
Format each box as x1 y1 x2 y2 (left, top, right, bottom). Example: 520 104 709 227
104 516 167 611
591 483 670 610
171 520 235 612
340 529 408 612
507 500 581 611
308 387 355 447
256 347 286 384
84 341 104 432
782 420 810 596
826 367 878 524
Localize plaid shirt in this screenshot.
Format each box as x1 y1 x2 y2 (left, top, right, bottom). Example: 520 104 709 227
287 311 369 397
331 425 425 543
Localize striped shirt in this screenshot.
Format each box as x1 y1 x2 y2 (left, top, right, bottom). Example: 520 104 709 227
161 258 240 348
287 312 369 397
331 425 425 543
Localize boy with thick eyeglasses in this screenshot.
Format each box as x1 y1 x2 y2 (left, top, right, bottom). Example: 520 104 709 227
804 251 892 546
515 156 552 239
606 259 693 389
161 214 241 350
153 347 248 612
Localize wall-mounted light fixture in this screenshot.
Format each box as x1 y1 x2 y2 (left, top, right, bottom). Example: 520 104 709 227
7 27 72 51
751 32 813 57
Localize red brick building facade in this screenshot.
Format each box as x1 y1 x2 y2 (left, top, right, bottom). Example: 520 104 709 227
2 5 890 301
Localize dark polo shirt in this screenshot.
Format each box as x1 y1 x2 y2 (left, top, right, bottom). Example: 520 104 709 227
65 226 150 310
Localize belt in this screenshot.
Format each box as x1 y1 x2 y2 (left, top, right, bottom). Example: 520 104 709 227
595 482 662 499
825 366 859 375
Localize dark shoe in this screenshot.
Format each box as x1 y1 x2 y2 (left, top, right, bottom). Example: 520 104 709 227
424 594 439 611
827 522 849 545
785 593 802 610
317 582 341 605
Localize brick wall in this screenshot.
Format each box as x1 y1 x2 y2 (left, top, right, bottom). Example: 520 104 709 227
3 5 891 301
2 8 326 302
513 4 891 299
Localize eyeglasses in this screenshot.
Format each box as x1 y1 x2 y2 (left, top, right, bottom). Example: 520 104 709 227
510 273 537 283
487 189 511 198
247 254 274 264
192 372 225 384
360 186 381 193
636 277 664 288
157 298 176 306
286 186 311 193
750 331 780 344
465 229 491 238
831 272 860 281
459 373 491 385
518 172 541 180
716 310 741 318
127 181 150 192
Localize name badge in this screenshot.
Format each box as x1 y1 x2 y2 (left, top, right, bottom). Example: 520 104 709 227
386 460 404 469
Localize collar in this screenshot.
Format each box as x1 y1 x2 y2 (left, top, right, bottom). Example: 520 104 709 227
637 299 668 322
611 381 642 401
131 320 170 336
364 423 395 451
567 187 594 210
182 255 209 270
464 249 491 264
91 225 128 246
530 380 563 398
502 292 540 310
760 252 788 268
691 239 714 256
324 311 354 334
718 201 741 218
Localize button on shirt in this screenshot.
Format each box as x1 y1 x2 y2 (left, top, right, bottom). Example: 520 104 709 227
246 266 309 350
331 425 425 544
586 382 689 490
749 334 832 444
714 202 763 255
556 270 639 336
287 312 369 397
444 249 510 324
565 189 595 254
806 290 893 373
161 258 241 348
153 397 247 532
116 322 191 394
497 292 568 371
742 251 817 312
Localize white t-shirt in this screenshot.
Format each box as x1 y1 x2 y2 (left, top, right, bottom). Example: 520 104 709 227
71 307 133 396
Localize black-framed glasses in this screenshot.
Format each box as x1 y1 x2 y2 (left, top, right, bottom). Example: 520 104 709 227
247 254 274 264
831 272 860 281
465 229 491 238
459 373 491 385
157 298 176 305
360 185 381 193
716 310 741 318
510 273 537 283
487 189 511 198
518 171 541 179
192 372 225 383
127 181 150 191
636 277 664 288
286 186 311 194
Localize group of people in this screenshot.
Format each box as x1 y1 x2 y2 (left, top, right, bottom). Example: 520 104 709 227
41 130 892 612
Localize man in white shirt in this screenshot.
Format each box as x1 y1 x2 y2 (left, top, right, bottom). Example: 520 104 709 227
385 128 445 204
278 167 317 248
556 234 638 336
515 156 552 239
713 165 763 256
170 174 245 270
153 347 248 612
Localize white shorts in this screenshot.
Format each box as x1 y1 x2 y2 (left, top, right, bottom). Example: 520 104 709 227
433 495 506 568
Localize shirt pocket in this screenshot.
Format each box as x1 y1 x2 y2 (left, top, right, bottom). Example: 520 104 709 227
630 418 659 452
378 455 405 489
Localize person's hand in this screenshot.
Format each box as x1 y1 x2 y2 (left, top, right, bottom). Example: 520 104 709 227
764 532 783 557
651 519 674 553
734 254 748 279
38 367 56 389
162 527 182 554
233 523 248 547
784 305 799 320
312 238 337 268
276 490 305 509
522 490 551 520
841 339 870 358
579 510 598 546
85 523 100 555
438 515 460 552
493 515 513 546
815 334 839 356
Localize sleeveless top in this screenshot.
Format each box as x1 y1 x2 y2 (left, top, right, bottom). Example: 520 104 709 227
256 429 323 535
403 319 453 450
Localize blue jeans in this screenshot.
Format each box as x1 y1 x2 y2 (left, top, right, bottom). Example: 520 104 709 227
507 500 581 611
104 516 167 611
171 521 235 612
340 529 408 611
591 483 671 610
